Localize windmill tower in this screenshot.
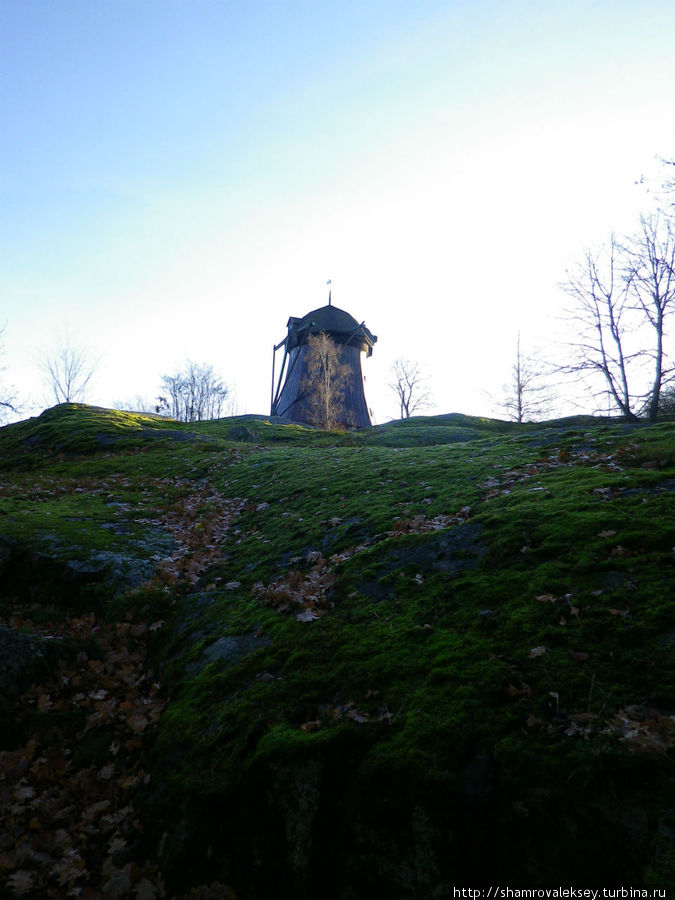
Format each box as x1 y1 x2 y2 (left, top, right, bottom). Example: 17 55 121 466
270 291 377 428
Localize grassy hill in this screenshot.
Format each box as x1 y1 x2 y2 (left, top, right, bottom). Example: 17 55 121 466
0 403 674 898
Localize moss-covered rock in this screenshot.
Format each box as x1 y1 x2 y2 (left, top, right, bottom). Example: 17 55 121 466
1 404 674 896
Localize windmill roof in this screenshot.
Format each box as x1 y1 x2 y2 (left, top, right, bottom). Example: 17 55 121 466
286 303 377 352
291 303 360 332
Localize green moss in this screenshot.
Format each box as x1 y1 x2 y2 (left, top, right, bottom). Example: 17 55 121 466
1 404 674 893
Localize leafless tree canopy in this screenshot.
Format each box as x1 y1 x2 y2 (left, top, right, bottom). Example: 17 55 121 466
157 361 229 422
654 156 675 213
113 396 159 415
301 332 350 430
389 358 431 419
501 335 553 423
560 209 675 421
40 333 96 405
659 383 675 416
635 156 675 215
623 213 675 422
559 236 645 420
0 324 19 423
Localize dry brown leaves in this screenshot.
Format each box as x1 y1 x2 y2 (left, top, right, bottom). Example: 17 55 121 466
527 703 675 755
259 504 474 624
0 610 167 897
5 471 247 596
0 610 237 898
299 697 393 732
389 506 471 536
0 474 247 896
603 706 675 755
138 485 246 590
479 443 627 502
256 549 347 622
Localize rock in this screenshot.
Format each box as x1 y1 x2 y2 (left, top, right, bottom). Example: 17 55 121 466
227 426 255 442
187 630 270 675
0 626 72 749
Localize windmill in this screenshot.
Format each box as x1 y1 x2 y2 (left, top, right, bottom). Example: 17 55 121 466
270 288 377 428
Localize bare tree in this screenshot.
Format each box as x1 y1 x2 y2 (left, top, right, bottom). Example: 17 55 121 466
301 332 350 430
501 334 553 423
651 155 675 214
623 213 675 422
389 358 432 419
559 236 642 421
157 361 229 422
659 157 675 212
658 383 675 416
40 333 96 404
0 324 19 423
114 396 159 415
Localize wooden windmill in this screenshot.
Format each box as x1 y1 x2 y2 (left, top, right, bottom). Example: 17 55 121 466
270 291 377 428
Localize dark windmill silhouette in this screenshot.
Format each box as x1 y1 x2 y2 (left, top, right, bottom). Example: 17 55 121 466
270 288 377 428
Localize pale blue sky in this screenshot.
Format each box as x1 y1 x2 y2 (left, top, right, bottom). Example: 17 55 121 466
1 0 674 420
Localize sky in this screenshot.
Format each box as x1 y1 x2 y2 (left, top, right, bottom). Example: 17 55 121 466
1 0 674 424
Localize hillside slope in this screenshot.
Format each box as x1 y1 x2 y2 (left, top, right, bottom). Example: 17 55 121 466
0 404 674 897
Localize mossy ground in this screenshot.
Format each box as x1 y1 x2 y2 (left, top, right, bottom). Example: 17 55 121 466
1 404 674 897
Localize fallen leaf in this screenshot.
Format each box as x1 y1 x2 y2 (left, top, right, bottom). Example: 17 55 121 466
82 799 112 822
7 870 34 895
53 828 73 851
507 682 532 699
610 544 631 558
102 863 133 899
345 708 370 723
299 720 321 733
53 851 86 886
296 609 323 622
526 714 545 728
605 708 675 755
125 713 149 734
134 877 160 900
12 784 36 802
108 836 128 856
529 645 548 657
568 650 589 663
